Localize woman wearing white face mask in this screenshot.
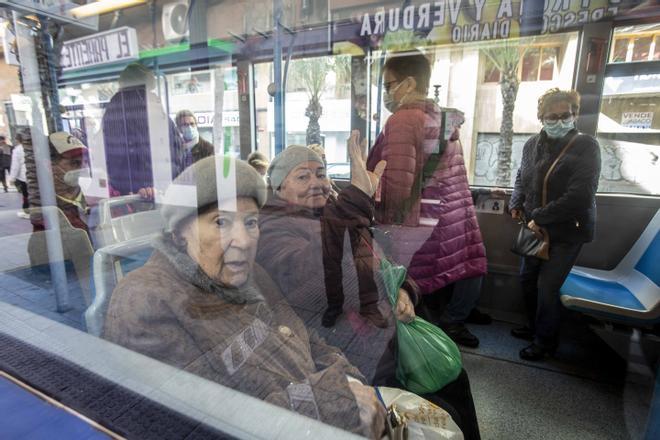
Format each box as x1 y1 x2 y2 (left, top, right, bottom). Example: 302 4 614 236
175 110 214 167
509 88 601 361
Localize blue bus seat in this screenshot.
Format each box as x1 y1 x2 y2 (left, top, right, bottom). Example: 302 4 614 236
84 234 156 336
560 210 660 325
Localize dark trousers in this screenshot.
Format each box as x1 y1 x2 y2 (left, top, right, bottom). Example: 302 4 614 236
322 225 379 313
14 179 28 211
1 165 9 190
520 242 582 349
440 276 483 324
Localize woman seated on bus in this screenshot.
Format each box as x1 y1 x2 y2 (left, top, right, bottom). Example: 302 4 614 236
509 88 601 361
256 137 481 439
103 156 385 438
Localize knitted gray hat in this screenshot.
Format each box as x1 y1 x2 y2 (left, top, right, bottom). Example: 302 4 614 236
161 155 267 233
267 146 324 190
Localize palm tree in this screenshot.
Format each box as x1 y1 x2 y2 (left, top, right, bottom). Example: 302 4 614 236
288 57 332 145
482 41 529 186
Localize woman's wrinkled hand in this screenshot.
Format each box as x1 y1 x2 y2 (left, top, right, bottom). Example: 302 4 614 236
347 129 386 197
510 209 521 221
347 381 386 439
395 289 415 323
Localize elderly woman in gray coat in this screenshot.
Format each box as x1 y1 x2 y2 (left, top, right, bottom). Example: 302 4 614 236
103 156 385 438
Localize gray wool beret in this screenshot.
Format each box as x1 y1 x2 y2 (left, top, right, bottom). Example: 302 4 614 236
267 145 324 190
161 155 267 233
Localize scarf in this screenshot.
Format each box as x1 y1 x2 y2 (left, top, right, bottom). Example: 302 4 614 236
153 234 265 304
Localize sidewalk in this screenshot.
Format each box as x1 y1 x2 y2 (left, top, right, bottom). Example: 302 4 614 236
0 189 86 331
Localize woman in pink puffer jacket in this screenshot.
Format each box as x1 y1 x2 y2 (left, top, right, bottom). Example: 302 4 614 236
366 51 488 348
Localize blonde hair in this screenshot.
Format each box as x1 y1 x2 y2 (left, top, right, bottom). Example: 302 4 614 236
537 88 580 120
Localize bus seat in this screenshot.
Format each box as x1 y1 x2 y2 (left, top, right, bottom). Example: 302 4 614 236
560 210 660 325
92 195 163 248
84 234 155 337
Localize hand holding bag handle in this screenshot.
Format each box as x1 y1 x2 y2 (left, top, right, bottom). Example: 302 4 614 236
512 133 579 260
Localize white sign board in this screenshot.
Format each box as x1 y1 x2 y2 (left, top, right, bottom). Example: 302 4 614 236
0 0 98 30
621 112 653 129
475 196 505 215
61 27 139 71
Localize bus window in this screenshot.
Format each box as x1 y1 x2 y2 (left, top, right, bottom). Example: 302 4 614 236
597 24 660 195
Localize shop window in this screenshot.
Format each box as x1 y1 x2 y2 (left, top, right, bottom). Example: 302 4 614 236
483 57 501 83
632 36 653 62
611 38 628 63
539 47 558 81
610 26 660 63
483 46 558 83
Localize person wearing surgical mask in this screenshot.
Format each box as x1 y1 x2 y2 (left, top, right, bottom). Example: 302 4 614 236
366 51 490 358
27 131 95 305
509 88 601 361
175 110 214 168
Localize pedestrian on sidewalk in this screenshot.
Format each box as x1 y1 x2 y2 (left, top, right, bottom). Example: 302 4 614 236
9 130 29 218
0 135 11 192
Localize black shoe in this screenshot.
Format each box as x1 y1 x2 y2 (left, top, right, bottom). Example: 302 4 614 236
443 323 479 348
519 343 555 361
511 326 534 341
466 308 492 325
322 308 342 328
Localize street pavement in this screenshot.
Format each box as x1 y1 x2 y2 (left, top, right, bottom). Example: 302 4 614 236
0 187 86 330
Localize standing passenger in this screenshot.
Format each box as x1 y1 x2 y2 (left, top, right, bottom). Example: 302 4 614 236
366 51 488 348
509 88 601 361
175 109 214 168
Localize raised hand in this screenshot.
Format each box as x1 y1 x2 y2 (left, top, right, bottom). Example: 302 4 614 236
347 129 386 197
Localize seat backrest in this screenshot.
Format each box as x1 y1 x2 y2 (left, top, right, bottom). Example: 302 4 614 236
85 234 155 336
634 231 660 287
617 210 660 279
92 195 163 248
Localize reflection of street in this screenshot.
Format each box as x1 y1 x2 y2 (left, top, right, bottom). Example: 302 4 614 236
0 190 33 238
0 190 86 330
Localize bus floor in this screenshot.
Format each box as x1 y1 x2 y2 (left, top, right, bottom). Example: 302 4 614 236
461 319 653 440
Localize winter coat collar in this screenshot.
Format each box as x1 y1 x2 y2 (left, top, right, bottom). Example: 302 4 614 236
152 234 265 304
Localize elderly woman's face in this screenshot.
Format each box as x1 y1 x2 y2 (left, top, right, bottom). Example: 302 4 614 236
180 197 259 288
278 161 331 209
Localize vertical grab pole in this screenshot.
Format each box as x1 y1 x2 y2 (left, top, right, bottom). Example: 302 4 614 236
273 0 285 155
13 13 70 312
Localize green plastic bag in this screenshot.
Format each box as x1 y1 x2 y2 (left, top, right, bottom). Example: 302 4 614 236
380 258 463 395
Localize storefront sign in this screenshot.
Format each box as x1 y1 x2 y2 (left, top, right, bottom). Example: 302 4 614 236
359 0 625 44
61 27 138 71
622 112 653 129
0 0 98 30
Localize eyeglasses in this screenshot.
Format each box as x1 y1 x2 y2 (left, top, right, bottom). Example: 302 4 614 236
384 80 400 93
543 112 574 125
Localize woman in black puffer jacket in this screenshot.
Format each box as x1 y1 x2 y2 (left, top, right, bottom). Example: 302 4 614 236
509 88 601 361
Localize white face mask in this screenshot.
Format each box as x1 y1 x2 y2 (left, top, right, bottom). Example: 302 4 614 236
63 168 90 188
543 119 575 139
383 80 406 113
